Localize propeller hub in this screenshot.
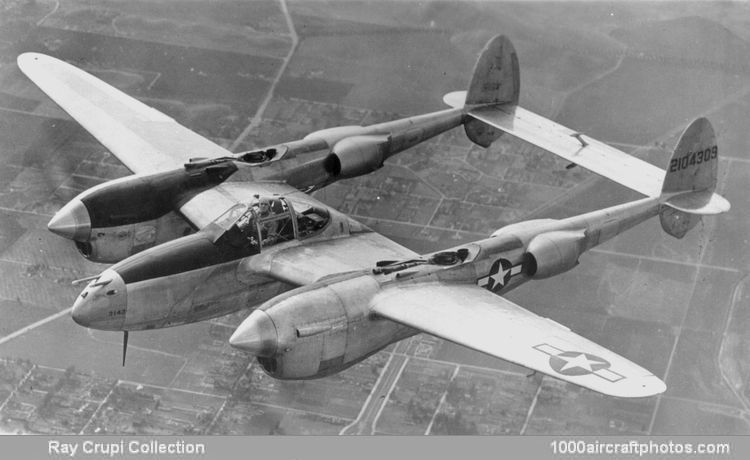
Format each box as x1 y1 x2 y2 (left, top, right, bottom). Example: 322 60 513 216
229 310 278 357
48 198 91 241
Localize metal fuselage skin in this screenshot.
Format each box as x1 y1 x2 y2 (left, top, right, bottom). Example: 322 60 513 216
240 197 661 379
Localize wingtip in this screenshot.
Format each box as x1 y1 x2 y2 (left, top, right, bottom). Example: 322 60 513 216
17 52 51 73
639 375 667 398
17 52 36 67
607 375 667 398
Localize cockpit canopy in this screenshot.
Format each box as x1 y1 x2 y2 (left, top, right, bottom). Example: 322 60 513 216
213 196 329 250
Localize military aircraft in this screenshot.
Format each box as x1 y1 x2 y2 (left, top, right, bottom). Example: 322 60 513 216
19 35 729 398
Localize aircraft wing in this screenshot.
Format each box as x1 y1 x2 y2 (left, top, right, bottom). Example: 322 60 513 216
17 53 231 174
468 104 665 197
240 232 419 286
371 282 666 397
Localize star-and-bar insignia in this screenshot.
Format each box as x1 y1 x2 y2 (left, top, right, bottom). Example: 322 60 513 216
533 343 625 382
477 258 521 292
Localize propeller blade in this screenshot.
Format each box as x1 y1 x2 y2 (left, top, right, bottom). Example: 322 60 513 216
122 331 129 366
71 275 99 286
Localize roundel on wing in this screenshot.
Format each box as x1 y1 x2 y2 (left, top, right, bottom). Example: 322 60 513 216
549 351 611 376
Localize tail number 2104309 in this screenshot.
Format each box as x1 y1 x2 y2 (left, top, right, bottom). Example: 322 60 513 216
669 146 717 172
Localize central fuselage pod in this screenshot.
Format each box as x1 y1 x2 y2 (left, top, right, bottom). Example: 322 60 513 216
71 194 339 330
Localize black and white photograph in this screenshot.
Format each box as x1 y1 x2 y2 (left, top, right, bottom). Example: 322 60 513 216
0 0 748 455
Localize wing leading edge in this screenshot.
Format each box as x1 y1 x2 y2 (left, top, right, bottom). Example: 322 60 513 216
371 283 665 398
17 53 231 174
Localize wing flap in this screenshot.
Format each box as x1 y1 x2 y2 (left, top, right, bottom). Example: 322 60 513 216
18 53 231 174
469 105 665 197
371 283 665 397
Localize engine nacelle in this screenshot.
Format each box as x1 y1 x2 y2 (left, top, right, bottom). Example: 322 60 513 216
523 230 586 279
80 161 236 229
324 135 390 179
231 274 408 379
75 211 195 263
52 160 236 263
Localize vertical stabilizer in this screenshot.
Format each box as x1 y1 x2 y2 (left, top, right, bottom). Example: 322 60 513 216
659 117 730 238
461 35 520 147
662 118 717 194
466 35 520 106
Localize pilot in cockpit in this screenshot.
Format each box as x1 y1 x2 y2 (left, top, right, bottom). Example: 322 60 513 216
258 198 272 218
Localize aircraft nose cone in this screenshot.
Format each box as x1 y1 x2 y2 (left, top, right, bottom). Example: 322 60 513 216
71 269 127 330
230 310 278 356
48 199 91 241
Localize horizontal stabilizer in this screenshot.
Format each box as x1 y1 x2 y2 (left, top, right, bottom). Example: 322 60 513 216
467 105 665 197
663 190 730 215
443 90 467 109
